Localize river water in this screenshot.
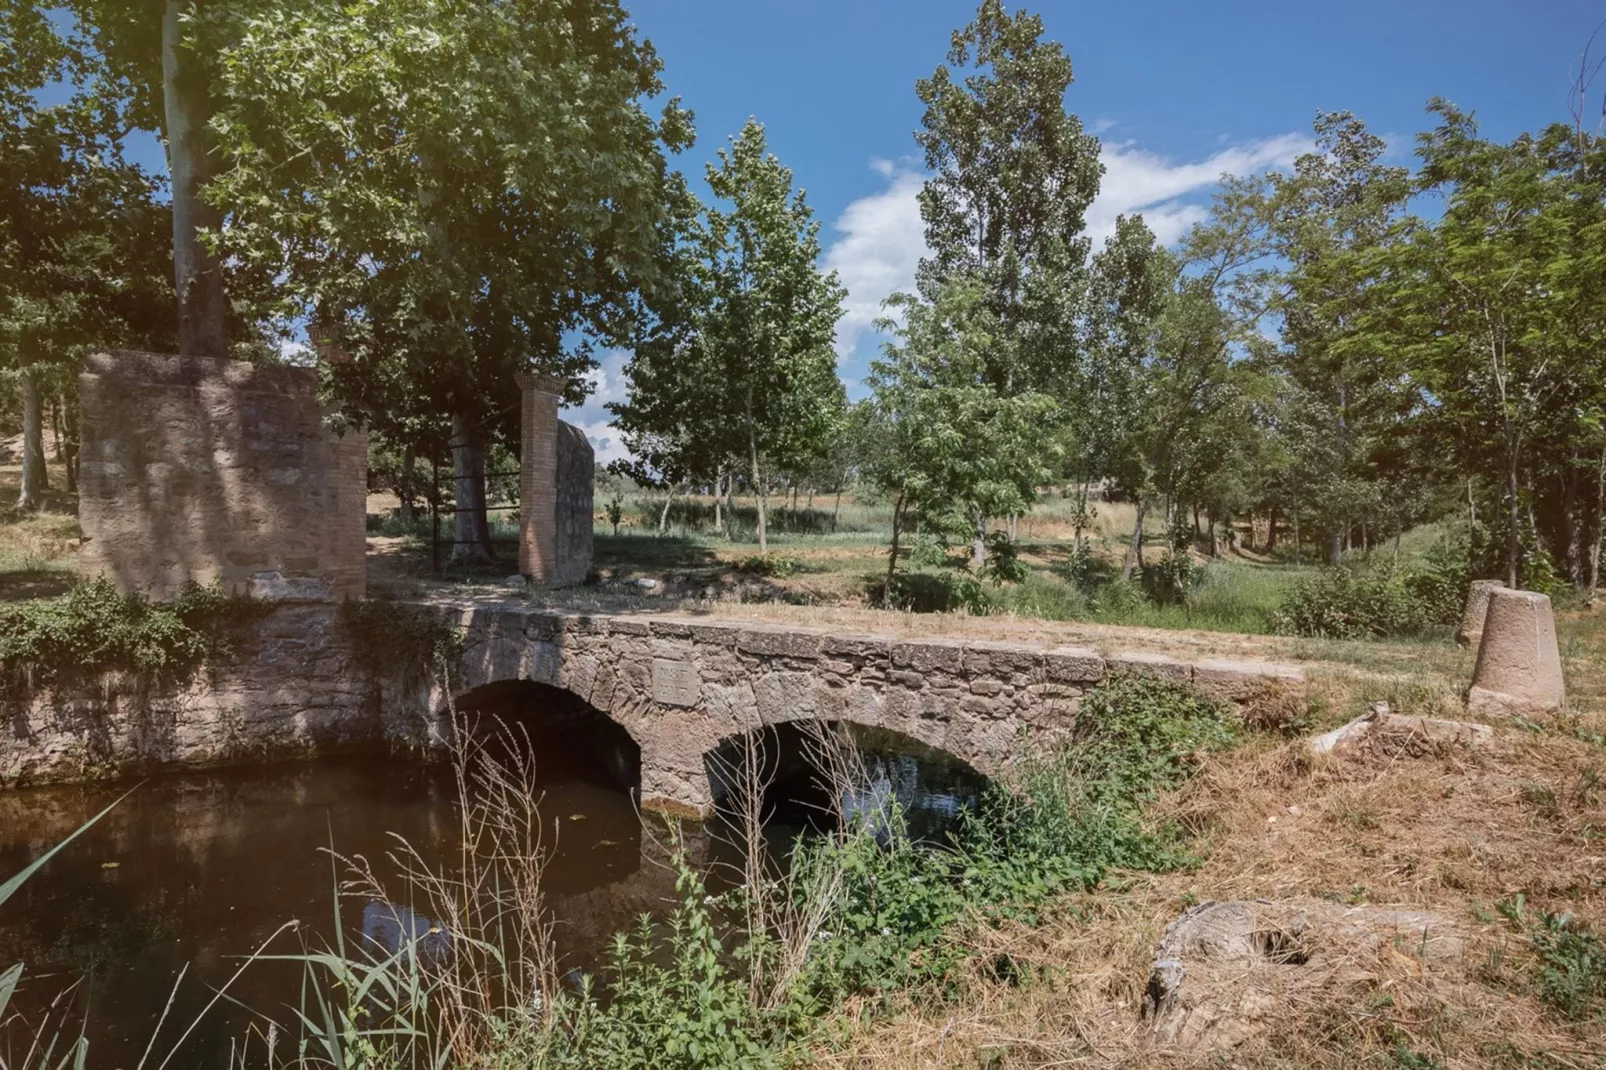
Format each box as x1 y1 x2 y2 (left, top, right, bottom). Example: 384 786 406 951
0 725 986 1067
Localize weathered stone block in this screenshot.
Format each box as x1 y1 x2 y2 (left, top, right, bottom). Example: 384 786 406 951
1109 650 1191 680
1456 579 1506 648
737 626 823 660
1192 659 1305 701
651 658 700 708
1044 645 1105 683
78 351 365 601
891 638 969 674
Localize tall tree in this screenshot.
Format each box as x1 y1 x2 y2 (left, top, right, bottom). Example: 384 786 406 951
865 274 1060 589
910 0 1103 562
613 119 846 557
1 2 175 509
205 0 694 563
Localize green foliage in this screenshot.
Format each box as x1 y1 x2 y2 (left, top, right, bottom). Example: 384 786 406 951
1140 517 1200 606
737 554 804 579
800 674 1236 1001
537 847 788 1069
1274 559 1444 639
0 578 265 697
976 532 1028 586
1500 895 1606 1021
337 600 464 687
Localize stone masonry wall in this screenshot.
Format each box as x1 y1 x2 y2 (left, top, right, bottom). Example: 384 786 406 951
4 600 1304 814
445 605 1306 816
554 421 594 588
78 351 366 601
1 605 397 788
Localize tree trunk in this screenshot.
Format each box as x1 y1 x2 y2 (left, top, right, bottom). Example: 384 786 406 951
746 397 767 557
1592 445 1606 603
1267 505 1279 553
969 512 987 571
884 491 906 604
658 484 678 534
60 392 77 495
1122 495 1147 580
1207 510 1219 557
162 0 227 358
48 398 64 461
831 488 842 533
714 469 724 535
398 443 417 523
449 411 495 564
1293 507 1302 565
17 365 46 510
724 474 736 540
1506 456 1521 588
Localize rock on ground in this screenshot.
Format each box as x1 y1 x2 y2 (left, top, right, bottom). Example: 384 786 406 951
1143 899 1466 1053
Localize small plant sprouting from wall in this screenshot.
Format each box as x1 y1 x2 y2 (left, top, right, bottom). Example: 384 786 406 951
0 578 270 701
337 600 465 690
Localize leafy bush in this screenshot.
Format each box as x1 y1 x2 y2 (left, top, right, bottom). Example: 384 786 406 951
1141 517 1200 606
736 554 804 579
1274 559 1438 639
0 578 266 696
976 532 1028 586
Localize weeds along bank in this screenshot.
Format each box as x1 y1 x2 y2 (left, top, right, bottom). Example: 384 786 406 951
0 672 1256 1068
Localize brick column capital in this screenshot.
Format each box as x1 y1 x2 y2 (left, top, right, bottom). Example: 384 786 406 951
516 373 567 399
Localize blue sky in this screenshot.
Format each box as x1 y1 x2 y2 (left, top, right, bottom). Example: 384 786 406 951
561 0 1606 460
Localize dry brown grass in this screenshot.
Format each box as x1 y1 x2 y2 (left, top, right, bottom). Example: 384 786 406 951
821 678 1606 1068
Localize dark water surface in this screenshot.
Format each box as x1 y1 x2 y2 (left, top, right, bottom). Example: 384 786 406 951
0 723 988 1068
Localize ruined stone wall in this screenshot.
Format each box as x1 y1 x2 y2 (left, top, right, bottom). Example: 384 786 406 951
554 421 594 588
78 351 367 601
517 374 593 588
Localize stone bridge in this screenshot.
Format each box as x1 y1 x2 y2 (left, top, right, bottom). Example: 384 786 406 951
432 603 1305 816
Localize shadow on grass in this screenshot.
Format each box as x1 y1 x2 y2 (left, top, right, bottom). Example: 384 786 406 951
0 566 75 603
593 534 720 575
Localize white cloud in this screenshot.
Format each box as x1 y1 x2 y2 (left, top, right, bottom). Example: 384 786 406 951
1088 133 1309 245
823 165 927 362
560 350 632 465
821 130 1309 371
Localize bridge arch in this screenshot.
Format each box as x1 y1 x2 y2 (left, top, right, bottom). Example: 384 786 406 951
448 679 641 795
703 719 992 841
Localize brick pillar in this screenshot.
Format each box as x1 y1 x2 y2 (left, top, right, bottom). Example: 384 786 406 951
518 374 565 583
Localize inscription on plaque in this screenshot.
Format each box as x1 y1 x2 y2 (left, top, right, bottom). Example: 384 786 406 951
652 658 699 707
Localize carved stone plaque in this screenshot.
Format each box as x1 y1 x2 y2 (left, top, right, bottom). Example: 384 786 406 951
652 658 700 707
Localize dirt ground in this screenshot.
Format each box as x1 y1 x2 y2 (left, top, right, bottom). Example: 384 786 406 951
824 693 1606 1068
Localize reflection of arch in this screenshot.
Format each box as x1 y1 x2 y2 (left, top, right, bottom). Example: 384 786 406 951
449 680 642 796
703 720 990 840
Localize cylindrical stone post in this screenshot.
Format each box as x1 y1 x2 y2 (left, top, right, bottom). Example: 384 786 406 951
517 373 564 584
1467 588 1566 716
1456 579 1506 648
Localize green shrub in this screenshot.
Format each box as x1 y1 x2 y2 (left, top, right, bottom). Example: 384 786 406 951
0 578 266 696
1500 894 1606 1021
976 532 1028 586
1274 560 1438 639
736 554 804 579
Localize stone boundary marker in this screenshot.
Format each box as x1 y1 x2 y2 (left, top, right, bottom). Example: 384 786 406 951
1467 588 1566 716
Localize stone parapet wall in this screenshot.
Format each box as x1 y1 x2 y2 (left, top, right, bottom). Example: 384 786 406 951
78 351 366 601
